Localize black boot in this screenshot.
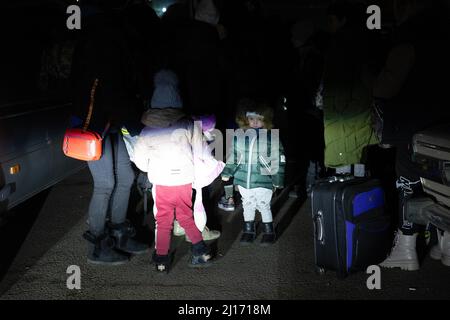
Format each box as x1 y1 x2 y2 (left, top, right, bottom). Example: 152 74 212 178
240 221 256 245
152 252 170 273
260 222 276 246
190 241 212 268
108 221 148 255
84 231 129 266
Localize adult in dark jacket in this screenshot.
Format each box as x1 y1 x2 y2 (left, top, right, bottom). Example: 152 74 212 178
221 0 290 106
286 23 330 196
161 0 224 125
374 0 450 271
70 3 148 265
123 0 163 104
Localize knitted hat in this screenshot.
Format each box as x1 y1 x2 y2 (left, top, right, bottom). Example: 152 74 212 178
150 69 183 109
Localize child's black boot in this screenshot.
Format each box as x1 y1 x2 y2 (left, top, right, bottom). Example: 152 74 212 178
152 252 170 273
190 241 212 268
260 222 276 246
240 221 256 245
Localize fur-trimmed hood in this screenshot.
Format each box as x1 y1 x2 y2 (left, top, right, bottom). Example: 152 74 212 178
235 98 274 130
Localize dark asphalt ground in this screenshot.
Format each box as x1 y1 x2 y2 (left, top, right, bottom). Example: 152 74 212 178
0 168 449 300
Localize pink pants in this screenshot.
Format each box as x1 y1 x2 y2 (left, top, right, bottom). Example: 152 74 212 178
152 184 203 255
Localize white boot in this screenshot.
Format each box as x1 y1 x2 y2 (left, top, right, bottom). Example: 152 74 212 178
185 227 221 242
442 231 450 267
173 220 186 236
430 230 443 260
379 230 419 271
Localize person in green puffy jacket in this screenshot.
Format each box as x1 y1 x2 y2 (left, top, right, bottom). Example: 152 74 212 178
322 1 378 174
221 98 285 246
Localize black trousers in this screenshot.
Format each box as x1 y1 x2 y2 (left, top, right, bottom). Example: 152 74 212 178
395 143 425 235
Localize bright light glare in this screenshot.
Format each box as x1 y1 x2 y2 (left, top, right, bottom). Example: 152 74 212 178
162 7 167 13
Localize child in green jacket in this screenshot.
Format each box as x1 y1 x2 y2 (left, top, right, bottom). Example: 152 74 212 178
222 99 285 245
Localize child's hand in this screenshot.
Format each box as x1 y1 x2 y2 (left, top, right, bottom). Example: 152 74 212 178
272 186 283 196
222 176 230 182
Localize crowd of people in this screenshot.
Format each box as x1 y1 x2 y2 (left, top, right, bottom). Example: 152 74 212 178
68 0 450 273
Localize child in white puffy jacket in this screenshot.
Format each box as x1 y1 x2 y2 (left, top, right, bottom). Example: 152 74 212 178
134 70 218 272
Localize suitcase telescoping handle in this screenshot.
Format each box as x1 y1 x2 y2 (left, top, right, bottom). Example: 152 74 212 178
314 210 325 244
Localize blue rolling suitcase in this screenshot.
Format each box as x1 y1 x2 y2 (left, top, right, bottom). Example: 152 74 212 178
312 177 392 278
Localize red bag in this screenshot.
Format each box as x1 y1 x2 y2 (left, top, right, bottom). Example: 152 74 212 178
62 128 103 161
62 79 103 161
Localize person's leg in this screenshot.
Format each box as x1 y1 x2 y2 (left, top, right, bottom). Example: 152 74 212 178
255 188 276 245
255 188 274 224
150 185 173 272
109 133 136 224
285 155 307 199
395 143 423 235
85 135 128 264
380 143 422 271
175 184 212 266
87 135 115 236
203 185 220 230
107 133 147 254
430 228 444 260
238 186 257 244
397 176 423 235
153 185 176 256
224 183 234 199
176 184 202 245
239 186 257 222
218 179 235 211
